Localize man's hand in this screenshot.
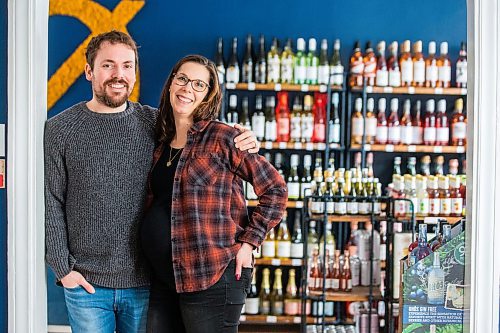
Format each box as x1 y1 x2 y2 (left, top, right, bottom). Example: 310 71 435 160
60 271 95 294
233 124 260 153
235 242 254 281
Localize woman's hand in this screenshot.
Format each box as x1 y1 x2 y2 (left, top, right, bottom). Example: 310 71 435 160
235 242 253 280
233 124 260 153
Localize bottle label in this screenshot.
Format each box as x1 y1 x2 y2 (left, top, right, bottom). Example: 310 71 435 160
424 127 437 143
456 61 467 84
277 241 291 258
374 202 381 214
306 65 318 83
427 277 445 302
301 116 314 141
413 60 426 83
389 70 401 87
226 66 240 84
451 198 463 215
281 58 294 83
265 121 277 141
440 198 452 215
401 126 413 145
395 199 406 216
347 201 359 214
261 241 276 258
436 127 450 144
376 125 388 143
376 69 389 86
311 201 324 214
406 197 419 215
350 61 364 74
329 123 341 143
301 183 312 199
347 279 353 290
278 118 290 136
335 201 347 215
401 59 413 84
326 201 335 214
325 277 333 289
438 65 452 84
318 65 330 85
217 66 225 84
429 198 441 215
256 64 267 84
380 243 387 261
290 116 301 141
267 56 280 83
388 126 401 142
288 182 300 200
284 300 299 316
332 279 340 290
358 202 370 215
245 297 260 315
452 122 467 140
252 115 266 140
352 118 364 136
412 126 423 144
294 65 307 83
365 117 377 137
418 198 430 215
330 65 344 85
290 243 304 258
314 124 326 142
426 65 438 85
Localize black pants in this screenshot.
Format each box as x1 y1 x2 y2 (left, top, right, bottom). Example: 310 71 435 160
147 260 252 333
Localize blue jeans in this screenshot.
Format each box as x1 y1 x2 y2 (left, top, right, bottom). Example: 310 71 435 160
64 285 149 333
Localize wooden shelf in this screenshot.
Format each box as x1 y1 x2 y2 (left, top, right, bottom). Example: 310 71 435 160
350 143 466 154
239 314 328 325
226 82 344 92
255 258 304 266
309 286 382 302
260 141 341 151
396 215 464 225
247 200 304 208
309 214 384 223
350 86 467 95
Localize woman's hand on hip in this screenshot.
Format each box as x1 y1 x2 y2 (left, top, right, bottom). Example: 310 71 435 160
235 242 253 280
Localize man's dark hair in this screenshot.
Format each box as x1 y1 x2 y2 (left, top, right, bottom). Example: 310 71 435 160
85 30 139 70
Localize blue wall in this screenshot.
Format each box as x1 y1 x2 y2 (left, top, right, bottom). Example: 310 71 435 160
47 0 466 325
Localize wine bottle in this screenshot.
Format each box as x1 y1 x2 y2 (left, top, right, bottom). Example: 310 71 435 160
226 37 240 84
215 37 225 84
259 268 272 314
242 34 254 83
244 268 259 314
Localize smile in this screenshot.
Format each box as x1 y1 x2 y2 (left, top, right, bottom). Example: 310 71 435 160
177 95 193 104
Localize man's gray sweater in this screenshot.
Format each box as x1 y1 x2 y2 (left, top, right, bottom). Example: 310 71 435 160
44 101 157 288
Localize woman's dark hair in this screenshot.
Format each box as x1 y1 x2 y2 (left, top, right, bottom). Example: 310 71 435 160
156 55 222 143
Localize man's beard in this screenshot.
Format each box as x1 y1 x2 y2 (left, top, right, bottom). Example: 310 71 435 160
95 79 131 108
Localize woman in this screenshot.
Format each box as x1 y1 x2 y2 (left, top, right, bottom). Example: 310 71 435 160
141 54 288 333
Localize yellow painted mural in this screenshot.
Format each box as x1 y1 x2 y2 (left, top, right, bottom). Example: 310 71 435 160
48 0 145 110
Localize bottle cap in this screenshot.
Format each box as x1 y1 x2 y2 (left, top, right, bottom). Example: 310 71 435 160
428 41 436 54
332 92 339 105
367 98 375 111
455 98 464 111
378 40 386 52
355 98 362 111
378 98 387 111
413 40 423 53
321 39 328 50
390 98 399 111
403 40 411 52
440 41 448 55
308 38 317 51
297 38 306 51
334 39 341 50
426 99 435 112
437 99 446 112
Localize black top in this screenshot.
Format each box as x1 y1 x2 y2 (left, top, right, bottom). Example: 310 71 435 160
141 146 182 290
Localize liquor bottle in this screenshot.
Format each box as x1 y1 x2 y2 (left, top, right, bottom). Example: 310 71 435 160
332 250 341 291
436 99 449 146
274 153 285 179
324 174 335 215
376 98 388 144
308 248 321 291
393 156 402 175
450 175 463 217
411 100 423 145
276 92 290 142
329 92 341 144
388 41 401 87
255 34 267 84
430 221 443 251
240 97 251 129
442 224 452 244
270 268 284 315
425 41 439 88
373 178 382 214
264 96 277 142
421 155 431 176
358 178 370 215
287 154 300 200
437 42 452 88
245 268 259 315
449 159 459 176
340 250 352 292
434 155 445 176
365 98 377 144
404 175 418 215
284 269 299 315
428 175 441 217
320 221 336 257
393 175 406 217
400 40 413 87
366 153 374 178
294 38 307 84
276 213 291 259
307 220 320 257
215 37 225 84
407 156 417 176
347 177 359 215
349 41 364 87
306 38 319 85
363 41 377 86
380 221 387 266
334 177 347 215
312 93 326 143
400 99 413 145
416 175 430 217
451 98 467 146
387 98 401 145
439 175 451 216
242 34 254 83
267 37 280 83
456 41 467 88
290 211 304 259
280 38 294 84
427 252 445 305
227 95 239 126
423 99 437 145
351 97 364 144
412 40 426 87
252 95 265 141
330 39 344 86
259 268 272 314
318 39 330 85
290 97 302 142
409 223 432 265
226 37 240 84
301 155 313 199
301 95 314 143
261 227 276 258
376 41 389 87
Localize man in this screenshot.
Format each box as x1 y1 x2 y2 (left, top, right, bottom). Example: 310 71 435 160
44 30 259 333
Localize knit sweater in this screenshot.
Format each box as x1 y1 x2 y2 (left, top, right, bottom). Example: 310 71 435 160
44 101 157 288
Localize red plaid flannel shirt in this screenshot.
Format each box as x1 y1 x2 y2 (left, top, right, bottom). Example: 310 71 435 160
145 120 288 292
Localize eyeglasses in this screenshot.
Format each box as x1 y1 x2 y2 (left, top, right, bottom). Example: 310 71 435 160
173 73 210 92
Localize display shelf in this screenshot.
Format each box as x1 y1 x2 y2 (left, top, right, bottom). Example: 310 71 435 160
239 314 327 325
225 82 344 92
309 286 383 302
309 214 384 223
350 86 467 95
350 143 466 154
396 215 464 225
255 258 304 267
260 141 342 151
247 200 304 208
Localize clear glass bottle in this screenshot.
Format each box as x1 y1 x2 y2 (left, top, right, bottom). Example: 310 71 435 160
437 41 452 88
456 41 467 88
425 41 438 88
416 175 430 217
412 40 426 87
400 99 413 145
436 99 449 146
329 92 341 144
451 98 467 146
400 40 413 87
351 97 364 144
365 97 377 144
271 268 284 315
363 41 377 86
267 37 280 84
387 98 401 145
423 99 437 145
294 38 307 84
330 39 344 86
276 213 291 259
244 268 259 314
259 268 271 314
376 98 388 144
306 38 319 85
427 252 445 305
376 40 388 87
318 39 330 85
411 100 423 145
280 38 294 84
290 211 304 259
284 268 299 315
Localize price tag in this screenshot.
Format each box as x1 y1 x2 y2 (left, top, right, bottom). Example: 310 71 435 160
226 83 236 90
266 316 278 323
364 144 372 151
385 144 394 152
456 146 465 153
434 87 444 94
294 142 302 149
317 143 326 150
264 141 273 150
433 146 443 153
366 86 373 93
240 315 247 322
408 145 417 152
292 259 302 266
247 82 256 91
293 316 301 323
278 142 287 149
460 88 467 95
408 87 415 94
306 143 314 151
383 87 393 93
271 258 281 266
319 84 327 92
301 84 309 92
295 201 304 209
274 83 282 91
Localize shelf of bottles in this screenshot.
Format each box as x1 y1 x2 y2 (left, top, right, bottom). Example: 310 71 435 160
259 141 341 151
350 86 466 96
240 314 324 325
309 286 383 302
351 144 466 154
226 82 344 93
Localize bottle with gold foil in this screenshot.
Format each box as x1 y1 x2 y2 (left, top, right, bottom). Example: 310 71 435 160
259 268 272 315
270 268 284 315
284 269 299 316
276 212 291 259
290 211 304 259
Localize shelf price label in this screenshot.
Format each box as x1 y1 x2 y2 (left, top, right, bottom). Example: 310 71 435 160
317 143 326 150
226 83 236 90
278 142 287 149
385 144 394 152
247 82 256 91
319 84 327 92
363 144 372 151
434 87 444 94
274 83 282 91
240 315 247 322
294 142 302 149
383 87 393 93
295 201 304 209
456 146 465 153
408 145 417 152
271 259 281 266
301 84 309 92
433 146 443 153
293 316 301 323
291 259 302 266
460 88 467 95
264 141 273 150
266 316 278 323
407 87 415 94
305 143 314 151
366 86 373 93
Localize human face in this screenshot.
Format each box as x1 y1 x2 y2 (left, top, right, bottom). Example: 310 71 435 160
169 62 210 120
85 41 136 109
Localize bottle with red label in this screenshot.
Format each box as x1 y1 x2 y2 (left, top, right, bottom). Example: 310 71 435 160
451 98 467 146
349 41 364 87
376 98 388 144
363 41 376 87
312 92 326 143
435 99 450 146
276 91 290 142
423 99 437 145
387 98 401 145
